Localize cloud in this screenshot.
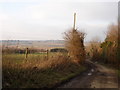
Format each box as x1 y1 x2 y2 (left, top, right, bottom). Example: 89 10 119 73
0 1 118 41
0 0 119 3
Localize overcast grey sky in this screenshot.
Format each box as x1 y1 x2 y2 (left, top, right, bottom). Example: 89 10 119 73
0 0 118 42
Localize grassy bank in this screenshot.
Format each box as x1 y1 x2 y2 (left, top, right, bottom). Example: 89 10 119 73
3 53 86 88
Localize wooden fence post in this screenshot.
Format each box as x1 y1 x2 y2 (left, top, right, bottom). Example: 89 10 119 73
25 48 29 58
47 49 49 60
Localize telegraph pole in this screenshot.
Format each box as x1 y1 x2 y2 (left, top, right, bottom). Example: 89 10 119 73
73 13 76 30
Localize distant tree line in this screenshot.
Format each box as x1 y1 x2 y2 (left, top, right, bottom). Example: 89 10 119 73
50 48 68 52
2 47 68 54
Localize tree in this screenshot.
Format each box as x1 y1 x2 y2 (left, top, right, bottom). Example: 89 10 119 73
64 29 85 64
100 24 118 65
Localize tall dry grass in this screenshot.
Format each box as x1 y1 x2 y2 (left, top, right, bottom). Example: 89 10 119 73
3 53 86 88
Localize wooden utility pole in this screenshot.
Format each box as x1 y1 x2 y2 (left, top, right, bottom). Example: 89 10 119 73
73 13 76 30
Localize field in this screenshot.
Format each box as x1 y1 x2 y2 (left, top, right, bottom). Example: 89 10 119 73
2 53 86 88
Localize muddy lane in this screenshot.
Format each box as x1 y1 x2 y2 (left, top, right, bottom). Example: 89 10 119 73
58 61 118 88
90 64 118 88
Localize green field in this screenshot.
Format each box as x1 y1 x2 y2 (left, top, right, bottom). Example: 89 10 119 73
3 53 86 88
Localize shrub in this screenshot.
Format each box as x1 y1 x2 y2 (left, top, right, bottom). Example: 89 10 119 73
64 29 85 64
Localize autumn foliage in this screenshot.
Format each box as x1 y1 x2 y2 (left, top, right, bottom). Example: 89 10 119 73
64 29 85 64
88 24 118 67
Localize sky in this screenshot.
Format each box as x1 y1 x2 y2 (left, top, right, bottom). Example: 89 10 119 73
0 0 118 42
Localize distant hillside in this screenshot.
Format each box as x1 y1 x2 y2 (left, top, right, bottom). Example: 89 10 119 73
1 40 65 49
1 40 89 49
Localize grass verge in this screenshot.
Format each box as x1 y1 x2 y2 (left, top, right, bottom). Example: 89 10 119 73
3 54 86 88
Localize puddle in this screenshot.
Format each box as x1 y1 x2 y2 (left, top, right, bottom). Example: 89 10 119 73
88 73 92 76
91 69 94 72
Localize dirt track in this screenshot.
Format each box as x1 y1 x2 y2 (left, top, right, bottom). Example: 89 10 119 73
58 60 118 88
